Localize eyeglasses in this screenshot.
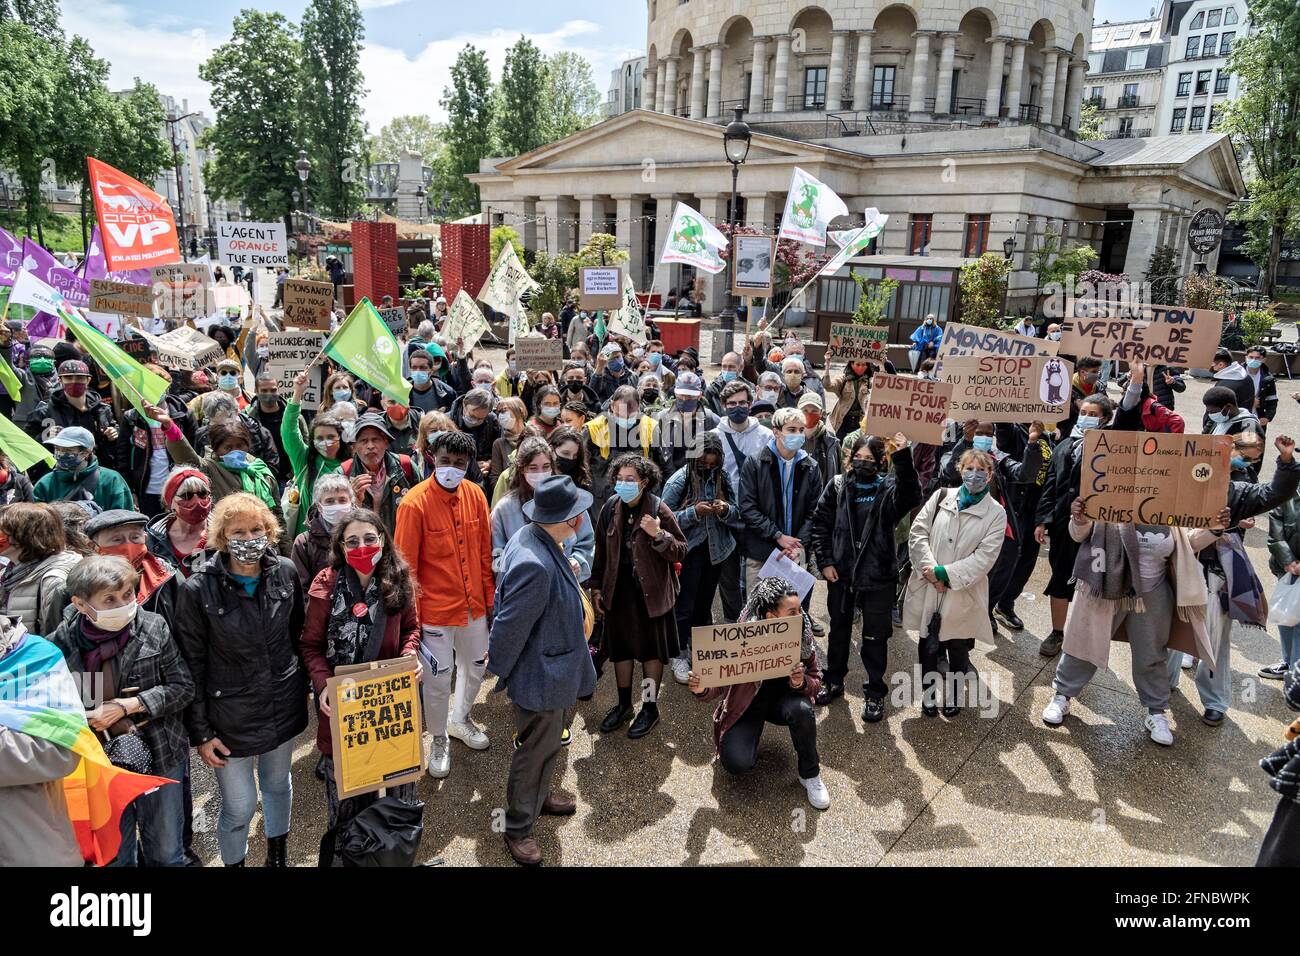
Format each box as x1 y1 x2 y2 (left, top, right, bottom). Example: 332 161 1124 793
176 489 211 501
343 534 382 548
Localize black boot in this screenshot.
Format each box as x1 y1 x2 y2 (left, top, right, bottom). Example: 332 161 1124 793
264 834 288 868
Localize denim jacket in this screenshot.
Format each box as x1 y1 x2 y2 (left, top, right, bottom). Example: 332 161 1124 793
662 465 741 563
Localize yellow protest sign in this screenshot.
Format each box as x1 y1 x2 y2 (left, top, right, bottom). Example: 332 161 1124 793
326 655 424 799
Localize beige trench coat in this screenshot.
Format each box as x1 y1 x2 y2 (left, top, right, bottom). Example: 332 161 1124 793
903 487 1007 644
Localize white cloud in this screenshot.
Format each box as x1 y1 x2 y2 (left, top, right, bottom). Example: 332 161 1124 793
60 3 643 136
358 0 409 8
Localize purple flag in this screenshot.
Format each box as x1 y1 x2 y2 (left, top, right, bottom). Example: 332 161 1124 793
0 227 21 287
20 238 88 309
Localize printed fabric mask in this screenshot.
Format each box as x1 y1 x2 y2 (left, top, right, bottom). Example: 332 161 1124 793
962 469 990 493
227 535 269 564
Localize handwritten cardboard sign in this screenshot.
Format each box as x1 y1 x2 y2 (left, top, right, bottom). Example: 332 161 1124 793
514 337 564 372
941 354 1074 424
1059 301 1222 369
137 325 224 371
267 330 324 410
827 323 889 364
326 655 424 800
378 306 408 337
90 279 154 318
282 278 334 330
579 266 622 310
116 334 152 363
862 373 952 444
215 221 287 268
1081 430 1231 528
151 263 214 320
935 322 1057 376
691 615 804 690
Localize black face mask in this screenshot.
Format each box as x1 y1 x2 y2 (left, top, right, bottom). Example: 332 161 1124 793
565 381 585 392
555 456 580 478
641 391 659 405
851 459 880 483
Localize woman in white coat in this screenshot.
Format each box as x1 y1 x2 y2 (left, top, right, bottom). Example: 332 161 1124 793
904 449 1006 717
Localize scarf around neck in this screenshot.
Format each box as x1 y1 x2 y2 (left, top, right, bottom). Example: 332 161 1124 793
1073 521 1143 612
217 453 276 511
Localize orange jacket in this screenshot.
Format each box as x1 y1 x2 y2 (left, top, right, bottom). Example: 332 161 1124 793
395 476 495 627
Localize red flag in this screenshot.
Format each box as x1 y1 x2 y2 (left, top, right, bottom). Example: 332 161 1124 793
86 156 181 272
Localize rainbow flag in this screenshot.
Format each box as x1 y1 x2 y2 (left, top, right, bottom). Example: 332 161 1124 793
0 633 176 865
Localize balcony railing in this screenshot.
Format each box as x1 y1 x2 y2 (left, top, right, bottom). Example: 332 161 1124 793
869 93 909 113
1018 103 1042 122
1087 96 1106 109
1117 94 1140 108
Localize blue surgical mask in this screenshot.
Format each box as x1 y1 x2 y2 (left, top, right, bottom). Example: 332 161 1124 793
218 373 239 390
782 433 805 452
1047 331 1062 342
648 353 662 368
720 370 737 382
411 371 430 387
435 466 465 491
726 405 750 424
608 357 625 373
221 450 250 470
332 388 352 403
1207 411 1229 425
1247 359 1262 370
972 435 994 453
962 469 990 492
1231 455 1249 470
1076 415 1100 432
612 415 639 429
614 480 640 503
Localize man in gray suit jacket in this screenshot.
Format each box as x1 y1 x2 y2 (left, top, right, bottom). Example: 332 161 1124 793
488 476 597 866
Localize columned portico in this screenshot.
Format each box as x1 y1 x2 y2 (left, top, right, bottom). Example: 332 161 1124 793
707 45 724 118
984 37 1008 118
663 57 679 116
644 67 657 112
1005 41 1027 117
934 33 959 114
577 196 603 247
696 194 728 314
1039 49 1060 123
1065 60 1087 131
772 35 793 113
852 32 875 111
1052 53 1070 127
909 32 933 118
653 193 678 293
1123 204 1165 280
614 194 648 289
828 31 850 111
690 47 708 119
749 37 769 115
742 192 773 233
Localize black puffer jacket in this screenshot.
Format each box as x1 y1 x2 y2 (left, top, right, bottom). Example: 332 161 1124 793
0 469 34 507
172 550 307 757
811 446 921 594
29 388 121 471
738 443 823 561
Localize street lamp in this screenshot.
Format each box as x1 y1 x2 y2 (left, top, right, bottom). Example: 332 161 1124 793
295 150 312 233
719 106 753 331
166 111 200 256
415 184 426 223
292 188 301 232
1002 235 1017 318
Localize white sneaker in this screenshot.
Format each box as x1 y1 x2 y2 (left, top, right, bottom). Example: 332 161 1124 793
1042 694 1070 725
801 774 831 810
1144 713 1174 746
447 718 490 751
1180 653 1195 670
427 735 451 778
670 657 691 685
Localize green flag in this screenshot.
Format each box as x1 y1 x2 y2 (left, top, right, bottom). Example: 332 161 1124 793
0 411 53 472
323 298 411 404
0 352 21 402
59 307 168 420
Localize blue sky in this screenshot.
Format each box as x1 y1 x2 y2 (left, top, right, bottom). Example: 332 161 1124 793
64 0 1151 131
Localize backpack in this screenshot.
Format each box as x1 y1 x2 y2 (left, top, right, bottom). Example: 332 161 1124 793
341 455 415 483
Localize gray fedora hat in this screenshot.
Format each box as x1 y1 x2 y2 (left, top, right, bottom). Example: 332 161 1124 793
522 475 593 524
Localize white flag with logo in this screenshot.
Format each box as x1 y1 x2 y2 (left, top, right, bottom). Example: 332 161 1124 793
659 202 728 275
608 275 648 343
823 208 889 275
778 167 850 247
8 269 64 313
478 242 539 317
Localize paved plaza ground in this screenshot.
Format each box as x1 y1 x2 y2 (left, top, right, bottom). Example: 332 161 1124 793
196 311 1300 865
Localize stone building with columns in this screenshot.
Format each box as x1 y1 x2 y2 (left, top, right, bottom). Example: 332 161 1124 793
469 2 1244 316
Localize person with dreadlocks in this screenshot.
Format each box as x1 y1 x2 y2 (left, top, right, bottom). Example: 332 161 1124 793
687 577 829 809
811 431 921 719
661 432 741 686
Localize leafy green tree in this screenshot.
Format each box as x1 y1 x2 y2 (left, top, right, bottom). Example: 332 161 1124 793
490 225 523 264
1029 228 1098 316
1219 0 1300 298
1076 101 1104 141
439 45 494 218
299 0 367 218
0 0 62 40
958 254 1012 327
48 36 120 249
496 36 549 156
199 11 304 234
543 52 602 141
369 114 443 163
0 20 62 239
850 275 899 325
1146 244 1178 305
572 232 627 269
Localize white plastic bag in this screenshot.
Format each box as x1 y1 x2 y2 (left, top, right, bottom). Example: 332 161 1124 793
1267 574 1300 628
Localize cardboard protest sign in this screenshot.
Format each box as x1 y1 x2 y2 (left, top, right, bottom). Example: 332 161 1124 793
691 615 804 690
377 306 408 337
935 322 1056 376
137 325 224 371
445 290 490 350
862 373 952 444
90 279 153 318
151 263 214 320
1081 430 1231 528
941 354 1074 423
215 221 288 268
1059 302 1222 369
267 330 324 411
116 334 152 364
827 323 889 364
515 336 563 372
326 655 424 800
579 266 622 310
282 278 334 330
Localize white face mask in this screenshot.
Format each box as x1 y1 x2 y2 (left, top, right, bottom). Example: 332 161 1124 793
320 503 350 528
89 600 138 631
435 466 466 491
498 412 515 430
524 472 549 489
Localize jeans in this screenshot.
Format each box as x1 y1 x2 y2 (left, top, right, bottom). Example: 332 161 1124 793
718 684 820 779
110 758 186 867
824 582 893 696
419 616 490 737
1275 623 1298 667
212 737 295 865
1167 572 1233 712
674 544 724 656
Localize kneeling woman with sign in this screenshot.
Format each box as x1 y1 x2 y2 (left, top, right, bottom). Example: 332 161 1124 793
688 577 829 809
298 508 421 836
1042 497 1221 746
